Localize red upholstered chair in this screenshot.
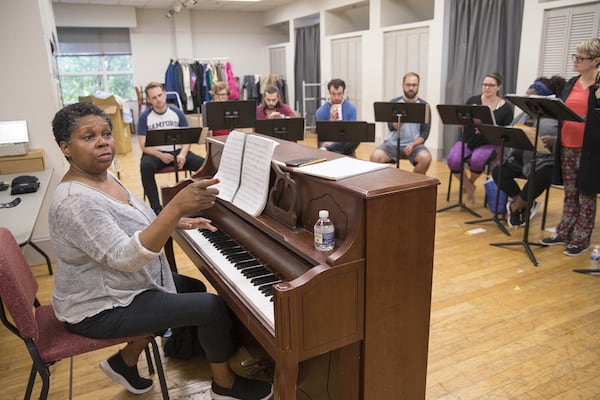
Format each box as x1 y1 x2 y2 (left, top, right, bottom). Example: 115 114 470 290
0 228 169 400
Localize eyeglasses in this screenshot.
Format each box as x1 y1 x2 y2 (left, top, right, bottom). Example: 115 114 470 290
482 83 497 87
572 54 593 63
214 92 228 97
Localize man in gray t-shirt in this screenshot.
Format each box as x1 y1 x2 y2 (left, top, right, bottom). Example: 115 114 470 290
370 72 432 174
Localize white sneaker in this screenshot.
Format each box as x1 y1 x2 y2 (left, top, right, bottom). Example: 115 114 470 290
529 201 540 220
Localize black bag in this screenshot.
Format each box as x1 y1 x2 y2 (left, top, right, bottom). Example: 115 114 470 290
163 326 205 359
10 175 39 195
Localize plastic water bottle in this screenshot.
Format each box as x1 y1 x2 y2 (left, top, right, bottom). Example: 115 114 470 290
314 210 335 251
590 245 600 269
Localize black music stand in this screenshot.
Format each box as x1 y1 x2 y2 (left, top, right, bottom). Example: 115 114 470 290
465 125 536 236
202 100 256 130
255 117 305 141
491 95 584 267
373 101 429 168
436 105 496 218
316 121 376 144
145 127 201 182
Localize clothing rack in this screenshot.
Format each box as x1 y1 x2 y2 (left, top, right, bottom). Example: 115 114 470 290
174 57 230 64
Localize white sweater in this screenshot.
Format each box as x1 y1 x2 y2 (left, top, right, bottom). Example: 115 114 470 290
49 177 176 324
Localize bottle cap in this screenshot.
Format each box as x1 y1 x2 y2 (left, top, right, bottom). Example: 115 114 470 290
319 210 329 218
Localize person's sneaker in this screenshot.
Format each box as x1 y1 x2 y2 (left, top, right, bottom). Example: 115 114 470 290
507 208 523 227
100 351 153 395
529 201 541 220
563 245 589 257
540 234 566 246
211 375 273 400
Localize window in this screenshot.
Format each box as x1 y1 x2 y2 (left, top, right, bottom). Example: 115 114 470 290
540 3 600 79
56 28 134 104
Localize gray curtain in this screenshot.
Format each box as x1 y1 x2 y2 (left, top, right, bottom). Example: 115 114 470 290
294 24 320 128
443 0 524 156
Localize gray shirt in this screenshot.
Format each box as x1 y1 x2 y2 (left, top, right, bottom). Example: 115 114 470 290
49 176 176 324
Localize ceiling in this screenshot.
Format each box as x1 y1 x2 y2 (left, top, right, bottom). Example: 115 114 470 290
52 0 296 12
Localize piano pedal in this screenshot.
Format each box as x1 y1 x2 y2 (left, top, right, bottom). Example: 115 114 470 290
240 357 264 367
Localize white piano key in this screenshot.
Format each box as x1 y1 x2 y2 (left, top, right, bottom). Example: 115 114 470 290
185 229 275 327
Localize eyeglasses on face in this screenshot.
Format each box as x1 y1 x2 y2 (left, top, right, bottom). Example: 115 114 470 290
482 83 497 87
571 54 593 63
214 92 228 97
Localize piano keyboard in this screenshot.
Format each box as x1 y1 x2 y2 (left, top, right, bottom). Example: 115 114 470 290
185 228 280 327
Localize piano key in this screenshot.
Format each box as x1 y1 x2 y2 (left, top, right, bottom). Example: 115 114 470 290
242 266 271 278
251 275 280 286
185 228 276 327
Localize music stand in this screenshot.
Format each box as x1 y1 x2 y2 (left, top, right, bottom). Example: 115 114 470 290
255 117 305 141
465 124 536 236
491 95 583 267
373 101 429 168
202 100 256 131
145 127 201 182
436 104 496 218
316 121 376 143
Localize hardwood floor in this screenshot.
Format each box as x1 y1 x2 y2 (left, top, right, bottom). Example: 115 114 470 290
2 132 600 399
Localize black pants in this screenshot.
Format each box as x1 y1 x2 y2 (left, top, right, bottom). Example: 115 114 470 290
68 273 234 364
140 150 205 214
492 162 553 202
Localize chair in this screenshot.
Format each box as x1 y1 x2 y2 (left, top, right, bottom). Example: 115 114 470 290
0 228 170 400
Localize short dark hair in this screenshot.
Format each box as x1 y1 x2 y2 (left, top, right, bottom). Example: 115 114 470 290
52 102 112 146
327 78 346 91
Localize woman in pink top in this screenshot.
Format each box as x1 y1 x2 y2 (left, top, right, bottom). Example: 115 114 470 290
540 38 600 256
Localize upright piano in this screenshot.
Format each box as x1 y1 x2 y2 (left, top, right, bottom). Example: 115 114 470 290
162 134 439 399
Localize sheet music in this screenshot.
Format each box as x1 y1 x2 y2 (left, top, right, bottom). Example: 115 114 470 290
295 157 388 180
213 130 246 201
212 131 278 216
233 135 278 216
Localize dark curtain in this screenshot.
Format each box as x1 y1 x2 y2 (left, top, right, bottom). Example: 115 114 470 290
294 24 320 128
443 0 524 156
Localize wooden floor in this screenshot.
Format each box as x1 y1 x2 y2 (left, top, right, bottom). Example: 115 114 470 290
2 132 600 399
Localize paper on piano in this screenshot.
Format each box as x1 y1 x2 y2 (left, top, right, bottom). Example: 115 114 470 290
213 130 278 216
294 157 388 180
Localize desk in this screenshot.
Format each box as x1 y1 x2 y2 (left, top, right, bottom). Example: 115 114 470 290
0 169 53 274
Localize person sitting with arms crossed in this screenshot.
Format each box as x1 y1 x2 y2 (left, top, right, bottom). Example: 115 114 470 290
49 102 273 400
370 72 432 174
256 85 296 120
137 82 205 215
315 78 359 156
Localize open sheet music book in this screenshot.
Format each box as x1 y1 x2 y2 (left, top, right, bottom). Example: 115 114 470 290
294 157 388 180
213 130 278 216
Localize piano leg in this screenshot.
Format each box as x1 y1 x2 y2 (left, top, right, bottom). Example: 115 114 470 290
274 355 299 400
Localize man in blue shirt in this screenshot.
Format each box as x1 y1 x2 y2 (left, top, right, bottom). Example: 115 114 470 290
370 72 432 174
315 79 359 156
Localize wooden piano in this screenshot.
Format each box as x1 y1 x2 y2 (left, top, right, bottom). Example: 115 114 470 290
162 134 439 399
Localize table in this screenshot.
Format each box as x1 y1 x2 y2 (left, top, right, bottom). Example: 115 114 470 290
0 169 53 274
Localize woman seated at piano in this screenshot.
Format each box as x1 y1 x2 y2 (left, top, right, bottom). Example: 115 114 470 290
49 102 273 400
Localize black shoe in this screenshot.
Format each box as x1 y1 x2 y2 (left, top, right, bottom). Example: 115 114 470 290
563 245 589 257
507 208 523 228
540 234 566 246
211 375 273 400
100 351 153 394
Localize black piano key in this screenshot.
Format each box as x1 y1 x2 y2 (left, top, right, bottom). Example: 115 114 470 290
243 267 271 279
226 253 254 262
251 275 279 285
235 260 262 270
221 246 244 255
259 285 274 297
